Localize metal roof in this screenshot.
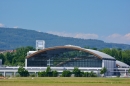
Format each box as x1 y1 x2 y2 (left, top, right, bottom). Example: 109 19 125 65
66 45 115 60
27 45 115 60
84 48 115 60
116 60 129 68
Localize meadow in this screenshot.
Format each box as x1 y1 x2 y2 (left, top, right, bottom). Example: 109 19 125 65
0 77 130 86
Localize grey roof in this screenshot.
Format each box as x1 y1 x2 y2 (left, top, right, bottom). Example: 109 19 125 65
116 60 129 68
27 45 116 60
65 45 115 60
84 48 115 60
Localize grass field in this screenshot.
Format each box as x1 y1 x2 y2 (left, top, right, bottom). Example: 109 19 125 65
0 77 130 86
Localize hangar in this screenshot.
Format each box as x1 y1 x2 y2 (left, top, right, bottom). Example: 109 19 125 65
25 45 129 76
0 45 129 77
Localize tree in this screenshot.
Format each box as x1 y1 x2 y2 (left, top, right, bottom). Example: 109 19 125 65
38 71 46 77
73 67 81 77
89 71 97 77
0 73 3 77
0 54 5 64
100 67 107 77
118 50 122 61
52 70 58 77
128 69 130 73
62 70 71 77
18 66 29 77
38 67 58 77
46 66 52 77
83 72 89 77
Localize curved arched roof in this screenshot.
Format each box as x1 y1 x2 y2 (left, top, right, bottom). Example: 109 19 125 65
27 45 115 60
116 60 129 68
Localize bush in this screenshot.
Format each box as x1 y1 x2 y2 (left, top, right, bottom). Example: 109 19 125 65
62 70 71 77
100 67 107 74
16 74 20 77
18 66 29 77
38 71 46 77
0 73 3 77
30 74 36 77
73 67 82 77
89 71 97 77
52 70 58 77
83 71 97 77
83 72 89 77
38 67 58 77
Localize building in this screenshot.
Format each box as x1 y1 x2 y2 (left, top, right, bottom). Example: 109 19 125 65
25 45 129 76
0 45 129 77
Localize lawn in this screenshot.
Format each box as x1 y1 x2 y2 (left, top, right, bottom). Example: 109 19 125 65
0 77 130 86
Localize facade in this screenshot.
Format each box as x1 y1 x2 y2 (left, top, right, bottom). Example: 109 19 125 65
25 45 129 76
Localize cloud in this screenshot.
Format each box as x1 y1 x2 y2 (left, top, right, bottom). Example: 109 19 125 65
124 33 130 40
13 26 18 28
105 33 130 44
48 31 130 44
0 23 4 27
74 33 98 39
47 31 98 39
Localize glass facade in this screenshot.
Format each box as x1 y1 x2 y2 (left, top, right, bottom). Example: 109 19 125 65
27 48 102 67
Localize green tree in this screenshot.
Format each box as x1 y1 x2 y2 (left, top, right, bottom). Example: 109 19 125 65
0 54 5 64
73 67 81 77
18 66 29 77
38 71 46 77
128 69 130 73
52 70 58 77
118 50 122 61
101 48 112 56
100 67 107 77
83 72 89 77
62 70 71 77
0 73 3 77
46 66 52 77
89 71 97 77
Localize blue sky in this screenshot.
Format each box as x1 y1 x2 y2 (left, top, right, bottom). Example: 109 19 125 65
0 0 130 44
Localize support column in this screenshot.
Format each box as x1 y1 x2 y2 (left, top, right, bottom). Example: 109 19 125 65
25 59 27 68
35 72 38 77
102 60 104 68
14 72 16 77
97 69 99 77
125 69 127 77
4 71 6 77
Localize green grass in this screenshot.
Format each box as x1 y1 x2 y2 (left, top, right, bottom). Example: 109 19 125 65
0 77 130 86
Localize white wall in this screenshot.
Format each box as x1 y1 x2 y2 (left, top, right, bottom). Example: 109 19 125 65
102 59 116 76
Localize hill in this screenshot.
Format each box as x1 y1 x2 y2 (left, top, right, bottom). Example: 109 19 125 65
0 27 130 50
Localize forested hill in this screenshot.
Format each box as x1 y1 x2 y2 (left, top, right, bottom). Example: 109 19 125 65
0 27 130 50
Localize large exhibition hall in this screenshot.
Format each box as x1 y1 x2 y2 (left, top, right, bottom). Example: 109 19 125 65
25 45 129 76
0 40 129 77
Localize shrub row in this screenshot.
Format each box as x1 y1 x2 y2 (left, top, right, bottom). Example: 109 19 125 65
38 67 97 77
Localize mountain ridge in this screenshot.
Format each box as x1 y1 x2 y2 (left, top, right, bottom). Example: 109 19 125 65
0 27 130 50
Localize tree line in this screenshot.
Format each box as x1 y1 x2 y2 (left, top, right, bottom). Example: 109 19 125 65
17 66 98 77
100 48 130 65
0 46 35 66
0 46 130 66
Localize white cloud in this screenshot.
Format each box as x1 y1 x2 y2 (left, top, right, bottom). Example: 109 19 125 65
0 23 4 27
47 31 98 39
74 33 98 39
124 33 130 40
48 31 130 44
13 26 18 28
105 33 130 44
